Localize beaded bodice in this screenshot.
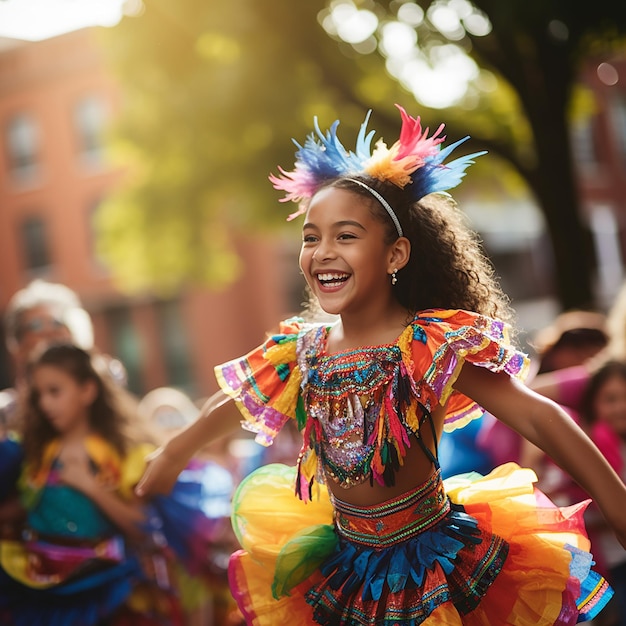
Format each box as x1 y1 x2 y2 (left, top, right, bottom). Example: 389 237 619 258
214 309 530 502
297 326 411 488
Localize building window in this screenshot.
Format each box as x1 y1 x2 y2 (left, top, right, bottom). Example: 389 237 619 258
73 95 107 165
104 306 143 394
5 113 40 181
87 196 109 271
20 215 51 271
156 300 192 391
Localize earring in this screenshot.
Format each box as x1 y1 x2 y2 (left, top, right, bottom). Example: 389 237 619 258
391 269 398 285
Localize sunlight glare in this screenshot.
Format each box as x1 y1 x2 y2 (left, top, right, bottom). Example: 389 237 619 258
0 0 127 41
463 11 491 37
380 21 417 59
330 2 378 45
396 3 424 27
427 4 462 36
391 44 478 109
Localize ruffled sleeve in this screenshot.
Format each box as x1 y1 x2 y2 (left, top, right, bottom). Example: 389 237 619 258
214 318 309 446
409 309 530 431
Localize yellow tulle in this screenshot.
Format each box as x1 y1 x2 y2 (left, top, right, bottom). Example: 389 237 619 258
231 464 333 559
230 548 319 626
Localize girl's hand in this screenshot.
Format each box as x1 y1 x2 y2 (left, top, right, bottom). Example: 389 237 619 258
59 452 98 495
134 390 238 499
135 446 188 498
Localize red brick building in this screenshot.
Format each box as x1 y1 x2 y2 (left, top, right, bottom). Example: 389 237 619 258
1 28 625 395
0 28 297 398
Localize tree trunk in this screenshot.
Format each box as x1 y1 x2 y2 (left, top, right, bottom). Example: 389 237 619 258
527 105 595 310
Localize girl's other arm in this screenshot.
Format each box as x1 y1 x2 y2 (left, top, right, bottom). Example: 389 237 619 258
453 363 626 549
136 389 240 497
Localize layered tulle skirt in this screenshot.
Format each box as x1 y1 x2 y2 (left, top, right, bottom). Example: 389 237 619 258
228 463 613 625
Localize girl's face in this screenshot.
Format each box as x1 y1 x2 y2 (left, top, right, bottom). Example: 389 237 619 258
31 364 94 435
299 187 400 318
593 373 626 438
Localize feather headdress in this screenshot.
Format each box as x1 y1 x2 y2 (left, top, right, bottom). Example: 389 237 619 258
270 104 486 222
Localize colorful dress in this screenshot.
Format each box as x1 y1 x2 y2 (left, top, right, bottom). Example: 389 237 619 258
0 435 234 626
216 309 613 625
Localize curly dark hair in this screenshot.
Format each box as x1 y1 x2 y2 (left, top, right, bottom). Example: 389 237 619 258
21 343 144 471
303 176 513 324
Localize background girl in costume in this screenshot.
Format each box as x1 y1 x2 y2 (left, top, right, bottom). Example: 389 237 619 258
0 342 181 625
0 342 225 626
136 105 626 625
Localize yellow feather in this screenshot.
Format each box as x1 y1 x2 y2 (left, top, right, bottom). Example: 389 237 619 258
405 402 420 432
364 140 420 188
301 448 318 482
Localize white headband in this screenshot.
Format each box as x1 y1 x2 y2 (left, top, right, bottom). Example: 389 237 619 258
344 178 403 238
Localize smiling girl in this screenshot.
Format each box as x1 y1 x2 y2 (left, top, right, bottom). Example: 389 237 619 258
136 106 626 625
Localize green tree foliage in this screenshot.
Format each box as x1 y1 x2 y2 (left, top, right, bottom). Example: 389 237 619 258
325 0 626 309
96 0 376 294
98 0 626 308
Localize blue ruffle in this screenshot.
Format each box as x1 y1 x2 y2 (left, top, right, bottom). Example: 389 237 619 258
566 544 614 621
144 460 233 576
317 503 481 603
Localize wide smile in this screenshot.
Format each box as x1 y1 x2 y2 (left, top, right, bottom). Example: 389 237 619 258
316 272 350 291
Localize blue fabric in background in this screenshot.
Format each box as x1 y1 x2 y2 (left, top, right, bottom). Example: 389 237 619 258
0 437 23 501
438 415 495 479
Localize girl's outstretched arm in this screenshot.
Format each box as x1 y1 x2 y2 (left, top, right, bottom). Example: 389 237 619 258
135 389 240 498
453 363 626 549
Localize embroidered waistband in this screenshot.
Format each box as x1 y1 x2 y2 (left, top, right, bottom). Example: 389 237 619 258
332 469 449 548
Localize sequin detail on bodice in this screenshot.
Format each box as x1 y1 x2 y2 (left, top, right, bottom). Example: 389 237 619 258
297 327 414 487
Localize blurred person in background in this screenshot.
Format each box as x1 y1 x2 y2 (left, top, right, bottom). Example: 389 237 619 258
511 311 610 519
531 282 626 414
0 281 235 625
578 360 626 626
139 386 244 626
0 342 176 626
439 310 608 480
1 279 94 435
0 343 239 626
0 280 96 539
533 310 609 375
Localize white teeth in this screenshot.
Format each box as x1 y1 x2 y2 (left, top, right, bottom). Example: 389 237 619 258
317 273 349 281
